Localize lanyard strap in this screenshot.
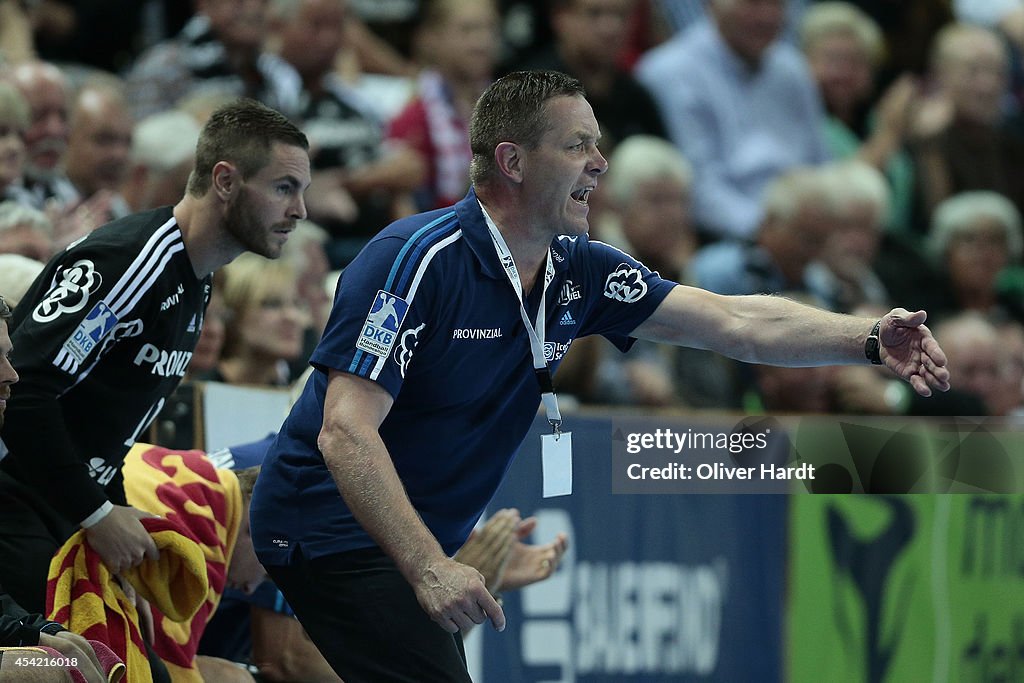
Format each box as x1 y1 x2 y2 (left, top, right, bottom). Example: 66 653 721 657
481 206 562 432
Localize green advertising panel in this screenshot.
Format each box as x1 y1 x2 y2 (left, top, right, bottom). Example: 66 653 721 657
789 495 1024 682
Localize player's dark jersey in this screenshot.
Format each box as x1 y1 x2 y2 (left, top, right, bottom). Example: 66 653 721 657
0 207 211 524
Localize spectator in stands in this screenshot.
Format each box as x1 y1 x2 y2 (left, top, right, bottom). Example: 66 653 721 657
387 0 501 211
0 82 30 205
635 0 830 241
509 0 667 153
690 166 834 299
800 1 920 235
215 252 310 387
125 0 302 120
3 60 76 210
994 319 1024 416
913 24 1024 219
807 159 891 312
280 219 332 377
121 110 201 213
0 201 52 262
268 0 425 267
0 0 34 65
933 312 1003 414
925 191 1024 324
56 78 134 248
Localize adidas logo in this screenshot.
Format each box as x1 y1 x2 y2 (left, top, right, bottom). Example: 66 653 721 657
559 310 576 326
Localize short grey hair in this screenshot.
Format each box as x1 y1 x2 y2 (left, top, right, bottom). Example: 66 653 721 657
0 254 44 308
821 159 890 224
131 110 201 174
606 135 693 207
800 1 885 65
280 219 329 270
761 166 836 224
929 191 1024 263
0 201 53 237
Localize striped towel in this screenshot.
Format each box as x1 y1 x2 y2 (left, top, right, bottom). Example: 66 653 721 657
122 442 243 682
45 516 208 682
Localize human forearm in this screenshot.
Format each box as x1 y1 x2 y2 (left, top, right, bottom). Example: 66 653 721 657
635 288 872 366
319 419 446 580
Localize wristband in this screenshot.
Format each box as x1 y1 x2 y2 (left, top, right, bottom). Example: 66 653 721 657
865 320 883 365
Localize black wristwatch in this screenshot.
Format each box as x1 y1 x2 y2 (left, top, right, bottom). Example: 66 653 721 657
864 319 883 365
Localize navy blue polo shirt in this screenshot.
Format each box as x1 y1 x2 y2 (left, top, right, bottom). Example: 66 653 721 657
250 189 676 565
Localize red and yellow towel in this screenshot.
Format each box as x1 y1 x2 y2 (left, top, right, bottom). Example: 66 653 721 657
46 443 242 682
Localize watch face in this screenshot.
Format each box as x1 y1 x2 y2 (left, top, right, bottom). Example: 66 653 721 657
865 337 882 364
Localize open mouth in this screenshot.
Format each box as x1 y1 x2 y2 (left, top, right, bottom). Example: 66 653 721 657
570 188 592 206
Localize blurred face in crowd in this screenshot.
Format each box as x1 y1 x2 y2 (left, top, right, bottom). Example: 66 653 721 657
993 324 1024 416
277 0 348 79
822 199 882 272
709 0 786 66
620 177 695 271
806 30 874 118
65 88 133 197
423 0 500 82
296 239 331 334
9 62 69 180
235 279 306 363
554 0 633 71
763 202 832 285
936 28 1008 125
757 364 833 412
0 319 17 429
940 322 1001 412
201 0 268 52
0 114 26 191
945 215 1009 298
189 289 227 374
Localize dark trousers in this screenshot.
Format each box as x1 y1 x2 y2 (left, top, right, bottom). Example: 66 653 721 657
266 548 473 683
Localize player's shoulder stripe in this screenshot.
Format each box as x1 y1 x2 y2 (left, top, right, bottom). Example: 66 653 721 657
383 211 460 296
104 217 183 316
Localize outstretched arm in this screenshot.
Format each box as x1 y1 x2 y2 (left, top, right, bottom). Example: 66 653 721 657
631 286 950 396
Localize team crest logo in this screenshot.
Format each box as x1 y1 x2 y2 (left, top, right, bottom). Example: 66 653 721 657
558 280 582 305
33 259 102 323
603 264 648 303
356 290 410 358
395 323 426 378
62 301 120 364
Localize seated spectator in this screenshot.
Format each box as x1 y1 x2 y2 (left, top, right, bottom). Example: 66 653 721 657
800 1 920 234
387 0 501 211
925 191 1024 324
215 253 310 387
933 312 1003 414
125 0 302 120
635 0 830 241
690 167 834 299
509 0 667 154
0 82 30 205
994 319 1024 416
56 78 134 246
280 219 332 377
806 159 891 312
121 111 200 214
913 23 1024 219
0 0 34 66
268 0 425 267
3 60 76 211
0 201 53 261
589 135 733 408
0 254 44 307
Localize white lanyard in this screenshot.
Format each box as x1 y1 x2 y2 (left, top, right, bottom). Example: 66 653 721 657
481 206 562 434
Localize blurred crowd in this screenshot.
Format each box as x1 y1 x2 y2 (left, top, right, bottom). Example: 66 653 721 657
0 0 1022 424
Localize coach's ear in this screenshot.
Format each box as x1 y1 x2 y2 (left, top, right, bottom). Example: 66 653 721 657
495 142 524 184
212 161 239 201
